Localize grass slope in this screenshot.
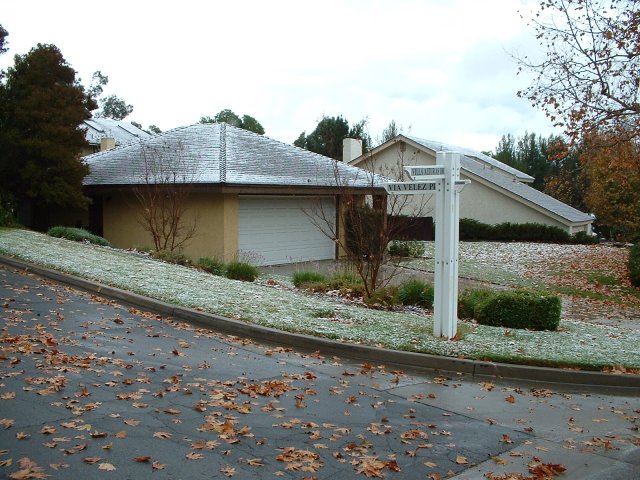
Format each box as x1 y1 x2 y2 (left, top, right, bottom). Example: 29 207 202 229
1 228 638 370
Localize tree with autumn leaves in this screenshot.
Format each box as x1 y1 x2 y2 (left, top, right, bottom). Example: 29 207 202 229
517 0 640 240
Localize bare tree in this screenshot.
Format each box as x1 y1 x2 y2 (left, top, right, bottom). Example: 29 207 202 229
517 0 640 144
133 140 199 253
307 146 432 300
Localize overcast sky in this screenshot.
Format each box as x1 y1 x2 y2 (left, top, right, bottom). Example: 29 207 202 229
1 0 556 152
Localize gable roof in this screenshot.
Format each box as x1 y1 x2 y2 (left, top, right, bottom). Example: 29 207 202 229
83 123 381 190
82 118 152 146
352 134 593 225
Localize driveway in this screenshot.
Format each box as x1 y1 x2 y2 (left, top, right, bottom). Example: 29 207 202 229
0 265 638 479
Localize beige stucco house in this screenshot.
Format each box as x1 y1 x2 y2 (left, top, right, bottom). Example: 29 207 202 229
83 123 382 265
348 135 594 235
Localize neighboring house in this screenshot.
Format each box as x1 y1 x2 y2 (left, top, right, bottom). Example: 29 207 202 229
348 135 594 235
83 123 382 265
80 117 152 155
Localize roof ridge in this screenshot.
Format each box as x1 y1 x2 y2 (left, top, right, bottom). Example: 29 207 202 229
219 123 227 183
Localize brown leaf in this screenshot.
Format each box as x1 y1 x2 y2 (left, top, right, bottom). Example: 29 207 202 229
221 466 236 477
134 456 151 463
40 426 56 435
153 431 172 439
115 431 127 439
98 462 116 471
186 452 204 460
455 454 468 465
152 461 165 471
83 457 102 464
247 458 264 466
505 395 516 404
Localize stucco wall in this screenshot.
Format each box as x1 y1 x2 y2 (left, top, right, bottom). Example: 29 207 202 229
102 192 239 261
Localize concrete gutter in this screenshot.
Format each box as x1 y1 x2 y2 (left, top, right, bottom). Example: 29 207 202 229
1 255 638 390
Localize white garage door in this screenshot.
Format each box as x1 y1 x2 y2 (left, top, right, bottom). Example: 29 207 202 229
239 196 336 266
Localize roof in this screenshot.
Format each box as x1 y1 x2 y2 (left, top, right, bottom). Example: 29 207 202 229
406 136 535 182
353 134 593 225
83 123 382 190
82 118 152 146
460 152 593 224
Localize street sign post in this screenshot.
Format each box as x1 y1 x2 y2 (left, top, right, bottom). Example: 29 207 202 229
385 152 467 338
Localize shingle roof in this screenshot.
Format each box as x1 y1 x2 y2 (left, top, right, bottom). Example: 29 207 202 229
406 135 593 224
82 118 152 146
83 123 381 189
407 136 535 182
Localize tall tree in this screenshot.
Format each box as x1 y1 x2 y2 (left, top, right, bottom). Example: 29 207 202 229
544 140 589 212
0 43 95 229
492 134 521 170
294 115 371 160
517 0 640 144
0 24 8 55
582 133 640 239
87 70 133 120
199 109 265 134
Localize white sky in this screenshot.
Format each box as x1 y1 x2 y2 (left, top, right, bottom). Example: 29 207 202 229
0 0 556 152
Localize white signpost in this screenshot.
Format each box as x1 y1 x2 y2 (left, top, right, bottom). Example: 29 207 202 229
384 152 469 338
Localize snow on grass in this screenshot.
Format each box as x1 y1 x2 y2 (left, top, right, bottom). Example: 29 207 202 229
1 228 639 369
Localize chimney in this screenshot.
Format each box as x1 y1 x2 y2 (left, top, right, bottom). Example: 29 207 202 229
100 137 116 151
342 138 362 163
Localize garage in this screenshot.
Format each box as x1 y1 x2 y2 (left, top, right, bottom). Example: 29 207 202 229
239 196 336 266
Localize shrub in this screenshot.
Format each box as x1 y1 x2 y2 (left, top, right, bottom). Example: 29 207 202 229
365 286 400 308
629 244 640 287
398 279 434 307
459 219 571 243
198 257 226 276
571 231 599 245
0 194 18 227
151 249 191 265
293 271 327 288
225 261 259 282
388 240 426 257
47 226 111 247
458 288 496 319
474 290 561 331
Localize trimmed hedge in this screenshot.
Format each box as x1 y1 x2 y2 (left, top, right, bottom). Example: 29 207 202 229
458 288 495 319
630 244 640 287
47 226 111 247
458 219 594 243
474 290 561 331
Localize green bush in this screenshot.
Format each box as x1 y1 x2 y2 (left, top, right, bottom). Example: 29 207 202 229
0 194 19 227
398 279 434 307
365 286 400 308
458 288 496 319
474 290 562 331
388 240 426 257
151 249 191 265
571 231 599 244
198 257 226 276
629 244 640 287
225 261 259 282
292 271 327 288
47 226 111 247
459 219 571 243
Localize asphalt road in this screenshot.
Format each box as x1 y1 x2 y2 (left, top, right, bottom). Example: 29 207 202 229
0 265 638 479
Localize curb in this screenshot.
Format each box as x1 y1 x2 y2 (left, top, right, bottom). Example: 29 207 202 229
1 255 638 390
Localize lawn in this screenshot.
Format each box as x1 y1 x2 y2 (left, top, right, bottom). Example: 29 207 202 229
0 228 639 371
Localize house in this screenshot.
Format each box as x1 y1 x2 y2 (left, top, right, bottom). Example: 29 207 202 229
80 117 152 155
83 123 383 265
348 135 594 235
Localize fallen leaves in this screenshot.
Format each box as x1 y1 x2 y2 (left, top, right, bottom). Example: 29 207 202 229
7 457 48 480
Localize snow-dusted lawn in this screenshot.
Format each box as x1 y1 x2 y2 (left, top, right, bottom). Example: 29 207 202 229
1 228 639 370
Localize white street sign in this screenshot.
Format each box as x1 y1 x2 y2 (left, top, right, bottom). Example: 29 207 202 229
384 153 467 339
404 165 445 180
384 181 437 194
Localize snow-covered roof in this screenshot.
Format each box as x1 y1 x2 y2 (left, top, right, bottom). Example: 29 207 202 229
461 152 593 224
82 118 151 146
83 123 381 189
406 136 535 183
